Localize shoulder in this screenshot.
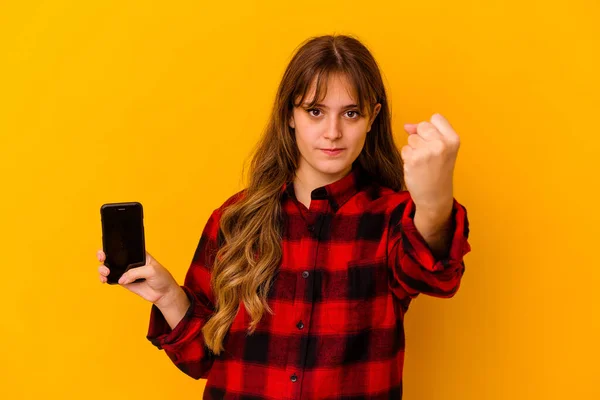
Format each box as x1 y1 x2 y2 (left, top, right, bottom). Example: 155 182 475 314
199 189 248 246
362 183 413 225
219 188 247 211
362 181 412 210
208 188 248 222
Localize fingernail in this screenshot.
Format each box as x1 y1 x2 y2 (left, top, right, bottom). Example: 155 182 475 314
118 277 125 284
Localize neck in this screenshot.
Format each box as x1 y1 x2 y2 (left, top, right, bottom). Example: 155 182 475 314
292 161 352 208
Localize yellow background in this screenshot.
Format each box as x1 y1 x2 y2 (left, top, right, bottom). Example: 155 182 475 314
1 1 598 399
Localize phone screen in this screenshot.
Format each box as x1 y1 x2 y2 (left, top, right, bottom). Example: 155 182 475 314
101 203 146 284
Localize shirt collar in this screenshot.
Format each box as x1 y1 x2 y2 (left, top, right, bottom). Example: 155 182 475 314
281 162 369 212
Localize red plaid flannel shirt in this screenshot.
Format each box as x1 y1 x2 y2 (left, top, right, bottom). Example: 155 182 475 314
147 163 471 399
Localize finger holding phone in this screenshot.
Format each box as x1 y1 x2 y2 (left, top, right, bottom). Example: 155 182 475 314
97 249 179 305
98 202 184 311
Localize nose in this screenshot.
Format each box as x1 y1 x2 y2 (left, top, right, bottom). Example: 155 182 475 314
323 116 343 141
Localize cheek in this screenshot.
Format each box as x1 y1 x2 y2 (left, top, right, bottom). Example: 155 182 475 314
294 124 321 147
294 129 311 154
347 125 369 145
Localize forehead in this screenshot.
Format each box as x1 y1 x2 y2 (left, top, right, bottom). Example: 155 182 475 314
304 72 358 105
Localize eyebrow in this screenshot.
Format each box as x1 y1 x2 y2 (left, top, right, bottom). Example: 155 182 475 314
301 102 359 109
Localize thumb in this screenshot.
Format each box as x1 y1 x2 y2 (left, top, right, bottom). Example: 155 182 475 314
404 123 418 134
119 265 149 284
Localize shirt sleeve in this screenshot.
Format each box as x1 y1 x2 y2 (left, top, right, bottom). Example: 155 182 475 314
387 194 471 299
146 206 223 380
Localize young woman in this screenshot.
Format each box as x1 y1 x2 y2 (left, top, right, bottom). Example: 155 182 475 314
97 34 471 399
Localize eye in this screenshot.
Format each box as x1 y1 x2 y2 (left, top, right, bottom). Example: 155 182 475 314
306 108 322 117
346 110 360 119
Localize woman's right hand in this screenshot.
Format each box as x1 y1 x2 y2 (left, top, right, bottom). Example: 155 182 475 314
97 249 180 307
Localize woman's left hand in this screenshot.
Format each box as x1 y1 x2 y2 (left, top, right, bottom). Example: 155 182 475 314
401 113 461 217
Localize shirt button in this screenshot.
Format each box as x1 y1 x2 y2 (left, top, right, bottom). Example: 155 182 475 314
290 374 298 382
302 271 309 279
296 321 304 330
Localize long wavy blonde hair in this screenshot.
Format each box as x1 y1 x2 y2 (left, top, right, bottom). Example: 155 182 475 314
201 34 405 354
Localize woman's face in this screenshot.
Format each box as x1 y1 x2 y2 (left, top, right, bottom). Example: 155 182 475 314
289 73 381 184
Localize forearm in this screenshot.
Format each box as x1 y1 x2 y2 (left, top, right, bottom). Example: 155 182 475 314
413 200 453 260
155 286 191 330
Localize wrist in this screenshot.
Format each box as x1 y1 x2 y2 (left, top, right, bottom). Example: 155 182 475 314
415 198 453 225
155 285 186 311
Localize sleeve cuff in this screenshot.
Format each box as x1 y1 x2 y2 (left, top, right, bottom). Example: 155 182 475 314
401 197 471 272
146 285 209 350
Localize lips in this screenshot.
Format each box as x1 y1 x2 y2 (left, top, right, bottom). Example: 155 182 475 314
321 148 344 156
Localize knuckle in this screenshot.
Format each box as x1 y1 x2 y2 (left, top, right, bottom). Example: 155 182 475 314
401 146 411 159
418 122 433 134
452 136 461 148
417 121 429 130
435 142 446 155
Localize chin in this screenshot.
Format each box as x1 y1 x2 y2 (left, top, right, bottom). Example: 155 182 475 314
313 160 352 176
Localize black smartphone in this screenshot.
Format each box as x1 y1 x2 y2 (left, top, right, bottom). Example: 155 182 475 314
100 202 146 285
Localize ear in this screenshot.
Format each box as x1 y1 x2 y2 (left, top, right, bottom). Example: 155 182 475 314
289 115 295 129
367 103 382 132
